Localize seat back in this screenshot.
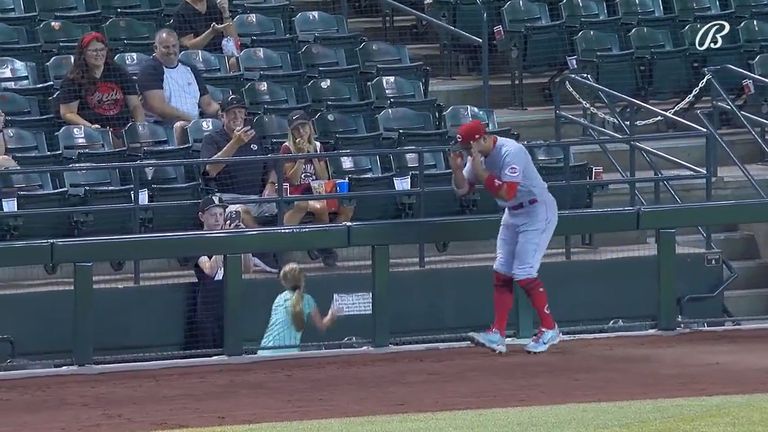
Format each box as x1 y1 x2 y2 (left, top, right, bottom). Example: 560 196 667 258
46 55 74 87
114 52 150 77
234 13 285 38
377 107 435 132
294 11 348 38
186 118 223 152
356 41 409 73
122 121 170 152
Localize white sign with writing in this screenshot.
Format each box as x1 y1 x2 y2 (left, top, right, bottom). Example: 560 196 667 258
332 292 372 316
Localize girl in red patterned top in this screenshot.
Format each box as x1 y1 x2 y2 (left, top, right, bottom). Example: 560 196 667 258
279 110 355 267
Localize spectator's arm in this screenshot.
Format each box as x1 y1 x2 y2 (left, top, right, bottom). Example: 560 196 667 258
143 90 194 123
126 95 145 123
197 255 222 278
199 94 220 118
179 28 219 50
202 134 244 177
60 101 96 127
310 306 335 332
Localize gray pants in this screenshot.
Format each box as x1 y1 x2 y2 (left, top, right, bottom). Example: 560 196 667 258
494 194 558 279
219 193 277 217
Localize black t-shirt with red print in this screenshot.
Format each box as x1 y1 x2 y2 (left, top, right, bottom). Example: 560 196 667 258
60 63 138 131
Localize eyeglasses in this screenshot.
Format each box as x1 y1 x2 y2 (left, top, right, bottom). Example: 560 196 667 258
86 48 107 55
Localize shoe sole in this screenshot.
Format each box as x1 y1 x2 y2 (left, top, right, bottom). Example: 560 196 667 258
468 334 506 355
524 335 561 354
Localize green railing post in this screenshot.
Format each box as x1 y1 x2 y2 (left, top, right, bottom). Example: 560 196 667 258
514 286 534 339
657 229 678 331
372 245 390 347
223 254 244 356
73 262 94 366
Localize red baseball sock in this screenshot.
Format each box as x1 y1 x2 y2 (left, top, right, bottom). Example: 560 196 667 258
492 271 515 334
518 277 556 330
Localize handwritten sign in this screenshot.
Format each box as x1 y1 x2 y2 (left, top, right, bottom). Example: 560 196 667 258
332 292 372 316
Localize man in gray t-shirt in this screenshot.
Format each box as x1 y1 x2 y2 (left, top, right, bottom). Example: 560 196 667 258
137 29 220 146
451 120 561 355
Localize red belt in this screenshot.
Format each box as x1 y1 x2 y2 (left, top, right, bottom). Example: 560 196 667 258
509 198 538 211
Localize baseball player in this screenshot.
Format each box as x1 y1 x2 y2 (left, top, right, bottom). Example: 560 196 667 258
451 120 560 354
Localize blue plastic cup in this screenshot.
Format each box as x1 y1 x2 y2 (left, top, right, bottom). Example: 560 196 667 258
336 179 349 193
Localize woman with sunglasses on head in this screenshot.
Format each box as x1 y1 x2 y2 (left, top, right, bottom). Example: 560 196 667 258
59 32 145 149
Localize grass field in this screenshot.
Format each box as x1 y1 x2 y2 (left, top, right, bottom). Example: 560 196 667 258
169 393 768 432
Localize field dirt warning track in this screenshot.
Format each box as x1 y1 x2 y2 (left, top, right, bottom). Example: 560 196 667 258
2 329 768 432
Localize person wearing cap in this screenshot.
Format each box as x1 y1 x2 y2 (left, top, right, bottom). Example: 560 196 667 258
138 28 220 146
188 194 254 350
451 120 561 355
279 110 355 267
200 94 280 272
59 32 145 149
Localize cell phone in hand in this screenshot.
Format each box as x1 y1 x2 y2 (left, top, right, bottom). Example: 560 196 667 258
225 209 242 227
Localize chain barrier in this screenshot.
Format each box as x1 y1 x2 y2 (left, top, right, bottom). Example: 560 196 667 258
564 74 712 126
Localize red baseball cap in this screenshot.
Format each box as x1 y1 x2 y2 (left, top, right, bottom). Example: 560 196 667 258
456 120 486 147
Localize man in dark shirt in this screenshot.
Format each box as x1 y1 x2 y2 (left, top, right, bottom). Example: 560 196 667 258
173 0 240 70
201 94 279 223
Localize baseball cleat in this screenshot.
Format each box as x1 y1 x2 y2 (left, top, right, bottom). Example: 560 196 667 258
524 326 561 354
468 329 507 354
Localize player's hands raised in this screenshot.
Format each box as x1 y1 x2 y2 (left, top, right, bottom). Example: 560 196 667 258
470 148 485 174
448 150 466 172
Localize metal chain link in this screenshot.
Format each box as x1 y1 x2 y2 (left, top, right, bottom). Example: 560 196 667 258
564 74 711 126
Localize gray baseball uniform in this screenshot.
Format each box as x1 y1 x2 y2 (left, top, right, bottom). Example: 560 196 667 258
462 137 558 279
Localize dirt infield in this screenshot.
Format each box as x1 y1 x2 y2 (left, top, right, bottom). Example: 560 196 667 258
2 329 768 432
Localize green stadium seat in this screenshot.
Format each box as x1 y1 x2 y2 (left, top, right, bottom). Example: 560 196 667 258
671 0 734 23
409 169 465 218
103 17 155 54
241 80 310 115
186 117 223 154
46 55 74 89
538 161 594 210
574 30 642 98
37 20 90 54
348 172 404 221
179 49 244 91
0 0 37 28
36 0 103 27
122 121 171 154
148 182 201 233
114 52 150 79
738 19 768 52
205 85 233 104
628 27 692 99
234 12 286 46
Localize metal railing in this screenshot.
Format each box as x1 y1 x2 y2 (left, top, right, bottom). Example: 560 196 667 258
551 72 742 318
378 0 490 108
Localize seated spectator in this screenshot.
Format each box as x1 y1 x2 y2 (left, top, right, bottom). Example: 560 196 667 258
201 94 280 273
173 0 240 71
0 110 17 169
189 194 254 350
258 262 336 355
280 110 356 267
138 29 220 146
59 32 145 149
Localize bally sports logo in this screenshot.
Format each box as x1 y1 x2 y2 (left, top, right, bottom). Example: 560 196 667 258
695 21 731 51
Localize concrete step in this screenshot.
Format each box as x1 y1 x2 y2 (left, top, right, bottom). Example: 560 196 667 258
725 288 768 317
677 232 761 261
568 132 764 173
590 164 768 209
726 259 768 292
